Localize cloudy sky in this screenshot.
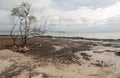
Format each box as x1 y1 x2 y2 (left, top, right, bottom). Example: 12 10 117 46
0 0 120 32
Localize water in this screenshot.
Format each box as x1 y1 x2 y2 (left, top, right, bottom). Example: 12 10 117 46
1 31 120 39
0 31 19 35
44 32 120 39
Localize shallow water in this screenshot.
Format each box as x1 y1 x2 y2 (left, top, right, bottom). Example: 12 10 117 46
1 31 120 39
44 32 120 39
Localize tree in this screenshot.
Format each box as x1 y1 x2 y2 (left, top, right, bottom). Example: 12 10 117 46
9 16 18 45
10 2 46 51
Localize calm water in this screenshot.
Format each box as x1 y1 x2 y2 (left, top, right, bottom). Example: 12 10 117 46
44 32 120 39
1 31 120 39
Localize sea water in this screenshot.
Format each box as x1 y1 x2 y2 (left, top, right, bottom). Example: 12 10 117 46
44 32 120 39
1 31 120 39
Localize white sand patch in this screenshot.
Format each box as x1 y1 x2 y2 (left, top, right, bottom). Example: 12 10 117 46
53 45 64 51
0 59 13 73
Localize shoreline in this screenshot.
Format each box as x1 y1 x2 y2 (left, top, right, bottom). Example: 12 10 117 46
0 34 120 41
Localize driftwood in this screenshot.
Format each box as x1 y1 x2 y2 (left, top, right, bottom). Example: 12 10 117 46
12 45 29 53
12 45 18 51
18 46 29 52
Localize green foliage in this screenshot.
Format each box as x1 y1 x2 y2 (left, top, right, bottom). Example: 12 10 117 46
11 2 31 18
21 2 29 7
28 16 37 22
11 8 20 16
11 2 37 27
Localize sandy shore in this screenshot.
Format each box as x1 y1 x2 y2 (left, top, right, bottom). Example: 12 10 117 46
0 37 120 78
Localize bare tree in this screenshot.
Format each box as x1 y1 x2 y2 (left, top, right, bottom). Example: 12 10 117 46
11 2 39 45
9 16 18 45
10 2 47 51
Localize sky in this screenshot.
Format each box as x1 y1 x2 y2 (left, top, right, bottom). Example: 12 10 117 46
0 0 120 32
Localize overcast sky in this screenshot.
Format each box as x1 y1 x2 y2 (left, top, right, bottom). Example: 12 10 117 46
0 0 120 32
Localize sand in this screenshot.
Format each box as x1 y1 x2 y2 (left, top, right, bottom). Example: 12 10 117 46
0 37 120 78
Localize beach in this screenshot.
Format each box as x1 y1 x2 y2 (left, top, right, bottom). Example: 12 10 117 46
1 0 120 78
0 36 120 78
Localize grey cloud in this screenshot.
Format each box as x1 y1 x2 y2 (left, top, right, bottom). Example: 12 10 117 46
0 0 120 32
52 0 119 10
